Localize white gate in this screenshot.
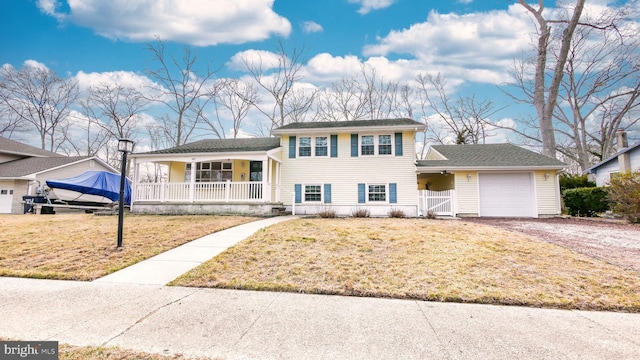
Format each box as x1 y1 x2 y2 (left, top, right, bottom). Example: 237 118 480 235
418 190 455 217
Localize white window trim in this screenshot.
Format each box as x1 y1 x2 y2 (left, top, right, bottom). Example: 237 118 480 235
299 135 330 158
366 183 389 203
185 161 234 182
303 183 324 203
360 133 394 156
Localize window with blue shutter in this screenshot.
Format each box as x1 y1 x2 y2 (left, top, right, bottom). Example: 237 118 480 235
351 134 358 157
389 183 397 203
324 184 332 203
330 135 338 158
289 136 296 159
358 183 366 203
294 184 302 203
394 133 403 156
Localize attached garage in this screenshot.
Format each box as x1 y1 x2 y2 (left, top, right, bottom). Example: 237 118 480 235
478 172 535 217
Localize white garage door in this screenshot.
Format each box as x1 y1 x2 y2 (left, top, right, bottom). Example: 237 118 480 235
0 188 14 213
479 173 535 217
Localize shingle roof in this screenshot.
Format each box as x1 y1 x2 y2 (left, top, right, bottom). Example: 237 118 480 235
417 144 566 168
0 157 92 177
138 137 281 155
0 137 59 157
272 118 425 132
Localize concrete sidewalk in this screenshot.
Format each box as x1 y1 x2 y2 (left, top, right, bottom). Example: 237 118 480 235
94 216 298 285
1 277 639 359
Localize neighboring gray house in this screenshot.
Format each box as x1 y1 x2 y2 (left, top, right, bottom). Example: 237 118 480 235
586 130 640 186
0 137 116 214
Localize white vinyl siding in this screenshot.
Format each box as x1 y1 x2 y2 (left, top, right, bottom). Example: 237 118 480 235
535 170 561 216
454 171 479 215
281 132 418 216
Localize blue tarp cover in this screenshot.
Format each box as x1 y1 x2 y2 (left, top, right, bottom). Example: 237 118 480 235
46 170 131 204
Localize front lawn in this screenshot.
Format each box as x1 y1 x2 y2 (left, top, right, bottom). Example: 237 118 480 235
172 218 640 312
0 214 257 280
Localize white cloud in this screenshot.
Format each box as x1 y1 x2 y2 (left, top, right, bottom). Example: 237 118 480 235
38 0 291 46
23 59 49 70
302 21 323 33
457 0 473 4
227 49 283 71
74 70 159 92
362 5 533 84
348 0 396 15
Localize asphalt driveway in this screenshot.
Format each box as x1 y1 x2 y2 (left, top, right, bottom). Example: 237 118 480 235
465 217 640 273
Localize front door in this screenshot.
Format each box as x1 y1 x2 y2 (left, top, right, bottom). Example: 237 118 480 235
249 161 263 199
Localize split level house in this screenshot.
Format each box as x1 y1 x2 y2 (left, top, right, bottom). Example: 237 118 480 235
0 137 117 214
129 118 567 218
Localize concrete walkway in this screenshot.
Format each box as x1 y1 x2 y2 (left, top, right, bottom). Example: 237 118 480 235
94 215 298 285
1 277 639 359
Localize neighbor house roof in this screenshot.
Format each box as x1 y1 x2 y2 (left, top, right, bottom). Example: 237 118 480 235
585 140 640 174
271 118 426 135
0 156 95 178
137 137 281 155
417 144 566 170
0 137 59 157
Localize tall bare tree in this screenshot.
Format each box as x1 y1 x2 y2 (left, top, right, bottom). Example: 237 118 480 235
517 0 587 158
416 73 500 144
0 64 78 151
205 79 258 139
242 40 315 129
145 39 218 146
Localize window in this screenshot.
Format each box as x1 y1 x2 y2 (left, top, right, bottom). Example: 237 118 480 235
315 137 328 156
361 135 375 155
299 137 311 157
379 135 392 155
368 184 386 201
185 162 233 182
304 185 322 202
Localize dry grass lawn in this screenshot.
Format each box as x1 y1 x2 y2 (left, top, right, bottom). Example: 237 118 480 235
0 214 256 280
173 218 640 312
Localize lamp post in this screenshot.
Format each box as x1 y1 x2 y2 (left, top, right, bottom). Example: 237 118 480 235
117 138 134 248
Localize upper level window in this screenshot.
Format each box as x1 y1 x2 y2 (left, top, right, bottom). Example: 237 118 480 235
361 135 375 155
315 137 328 156
378 135 392 155
299 137 311 157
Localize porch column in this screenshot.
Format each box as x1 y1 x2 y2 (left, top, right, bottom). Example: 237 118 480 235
275 161 281 202
189 160 196 202
262 159 271 202
131 158 139 210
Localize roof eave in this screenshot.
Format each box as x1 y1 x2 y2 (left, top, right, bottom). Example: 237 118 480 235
416 165 566 172
130 148 282 162
271 124 426 135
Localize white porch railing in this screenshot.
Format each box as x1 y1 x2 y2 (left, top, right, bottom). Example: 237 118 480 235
135 181 265 202
418 190 455 216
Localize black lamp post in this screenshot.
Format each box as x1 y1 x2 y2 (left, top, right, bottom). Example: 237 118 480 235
117 138 134 248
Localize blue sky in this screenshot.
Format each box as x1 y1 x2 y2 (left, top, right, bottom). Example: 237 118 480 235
2 0 636 150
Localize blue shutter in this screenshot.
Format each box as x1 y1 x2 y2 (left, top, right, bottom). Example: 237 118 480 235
389 183 397 203
351 134 358 157
289 136 296 159
395 132 403 156
358 183 366 203
330 135 338 158
294 184 302 203
324 184 332 203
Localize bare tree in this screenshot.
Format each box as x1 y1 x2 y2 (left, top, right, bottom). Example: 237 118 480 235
145 39 218 146
554 15 640 171
416 73 500 144
204 79 259 139
242 40 315 129
0 64 78 151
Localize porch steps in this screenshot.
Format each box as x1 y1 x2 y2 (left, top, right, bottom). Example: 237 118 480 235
271 206 292 216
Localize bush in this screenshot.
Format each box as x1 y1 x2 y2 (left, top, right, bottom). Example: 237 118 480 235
425 210 436 219
560 173 595 191
317 208 337 218
388 208 405 218
351 208 370 218
562 187 610 217
607 172 640 223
